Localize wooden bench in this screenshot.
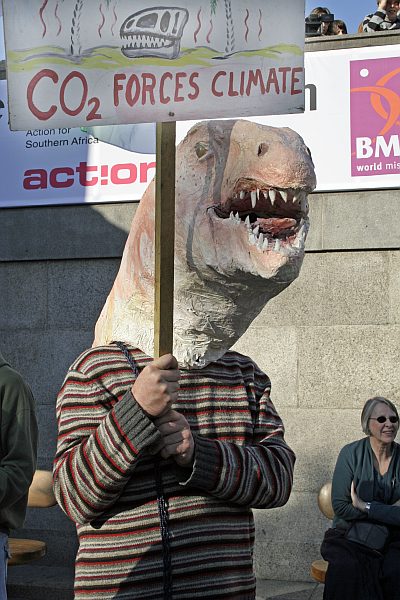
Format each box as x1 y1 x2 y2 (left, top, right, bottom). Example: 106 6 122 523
310 481 333 584
8 538 47 566
9 470 56 566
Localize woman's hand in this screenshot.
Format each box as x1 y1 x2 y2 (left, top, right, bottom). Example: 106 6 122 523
351 481 368 512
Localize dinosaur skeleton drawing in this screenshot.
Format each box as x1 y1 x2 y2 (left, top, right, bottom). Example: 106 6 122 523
120 7 189 59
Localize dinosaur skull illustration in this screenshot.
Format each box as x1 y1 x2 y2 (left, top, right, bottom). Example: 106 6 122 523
120 7 189 59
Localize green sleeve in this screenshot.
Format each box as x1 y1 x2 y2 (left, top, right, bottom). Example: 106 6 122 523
0 373 38 509
368 501 400 526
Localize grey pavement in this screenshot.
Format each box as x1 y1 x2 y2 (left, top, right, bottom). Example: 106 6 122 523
7 566 324 600
256 579 324 599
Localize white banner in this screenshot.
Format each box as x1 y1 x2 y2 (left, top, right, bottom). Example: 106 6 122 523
2 0 305 130
0 79 156 207
1 43 399 207
261 44 400 191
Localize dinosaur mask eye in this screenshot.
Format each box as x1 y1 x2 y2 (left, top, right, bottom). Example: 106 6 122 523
258 142 269 157
195 142 209 159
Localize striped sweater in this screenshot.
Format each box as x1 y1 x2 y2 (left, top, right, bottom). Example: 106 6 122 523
53 345 295 599
363 10 400 31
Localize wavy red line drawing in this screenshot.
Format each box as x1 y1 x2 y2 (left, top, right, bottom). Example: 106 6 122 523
111 4 118 35
55 3 62 36
206 19 213 43
39 0 49 38
258 9 263 41
194 9 202 43
98 4 105 38
244 9 249 43
372 67 400 127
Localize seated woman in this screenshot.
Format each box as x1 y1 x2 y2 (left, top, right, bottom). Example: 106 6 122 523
321 396 400 600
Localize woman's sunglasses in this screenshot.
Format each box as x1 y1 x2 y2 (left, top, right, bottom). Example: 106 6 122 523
369 416 399 424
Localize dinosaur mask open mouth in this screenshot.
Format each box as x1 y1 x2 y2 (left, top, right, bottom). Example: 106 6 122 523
210 178 309 253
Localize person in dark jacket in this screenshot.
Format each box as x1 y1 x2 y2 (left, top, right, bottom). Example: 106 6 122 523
321 396 400 600
363 0 400 31
0 351 38 599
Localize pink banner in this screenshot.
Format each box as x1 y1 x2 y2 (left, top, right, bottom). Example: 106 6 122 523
350 56 400 177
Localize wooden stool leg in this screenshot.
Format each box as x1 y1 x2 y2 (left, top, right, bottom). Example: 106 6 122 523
311 559 327 584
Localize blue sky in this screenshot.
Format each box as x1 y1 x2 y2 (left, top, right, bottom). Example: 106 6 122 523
305 0 366 33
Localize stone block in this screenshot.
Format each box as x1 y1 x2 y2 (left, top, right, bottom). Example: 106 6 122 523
254 539 322 581
389 251 400 325
317 190 400 250
0 204 134 262
304 198 323 251
0 330 93 405
305 30 400 51
297 325 400 409
254 491 328 544
250 251 389 328
0 262 47 330
47 258 119 329
92 203 135 233
233 327 298 409
253 491 329 580
35 405 58 462
280 408 363 491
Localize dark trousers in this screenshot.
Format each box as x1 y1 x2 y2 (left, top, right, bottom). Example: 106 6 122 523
321 528 400 600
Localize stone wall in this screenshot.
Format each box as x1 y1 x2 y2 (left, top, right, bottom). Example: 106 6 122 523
1 32 399 586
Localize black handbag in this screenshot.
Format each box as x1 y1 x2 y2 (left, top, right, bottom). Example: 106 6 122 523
345 520 389 553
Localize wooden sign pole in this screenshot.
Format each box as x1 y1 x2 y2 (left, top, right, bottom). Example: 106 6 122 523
154 121 176 358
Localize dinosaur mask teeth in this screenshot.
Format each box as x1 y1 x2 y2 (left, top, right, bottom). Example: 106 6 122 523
229 187 307 217
212 186 308 224
210 184 309 253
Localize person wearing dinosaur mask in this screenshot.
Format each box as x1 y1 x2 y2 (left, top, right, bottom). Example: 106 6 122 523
53 119 316 600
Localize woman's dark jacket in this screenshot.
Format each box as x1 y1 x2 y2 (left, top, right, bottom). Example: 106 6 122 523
332 437 400 530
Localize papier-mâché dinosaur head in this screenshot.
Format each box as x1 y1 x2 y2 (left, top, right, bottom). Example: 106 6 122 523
94 119 316 368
